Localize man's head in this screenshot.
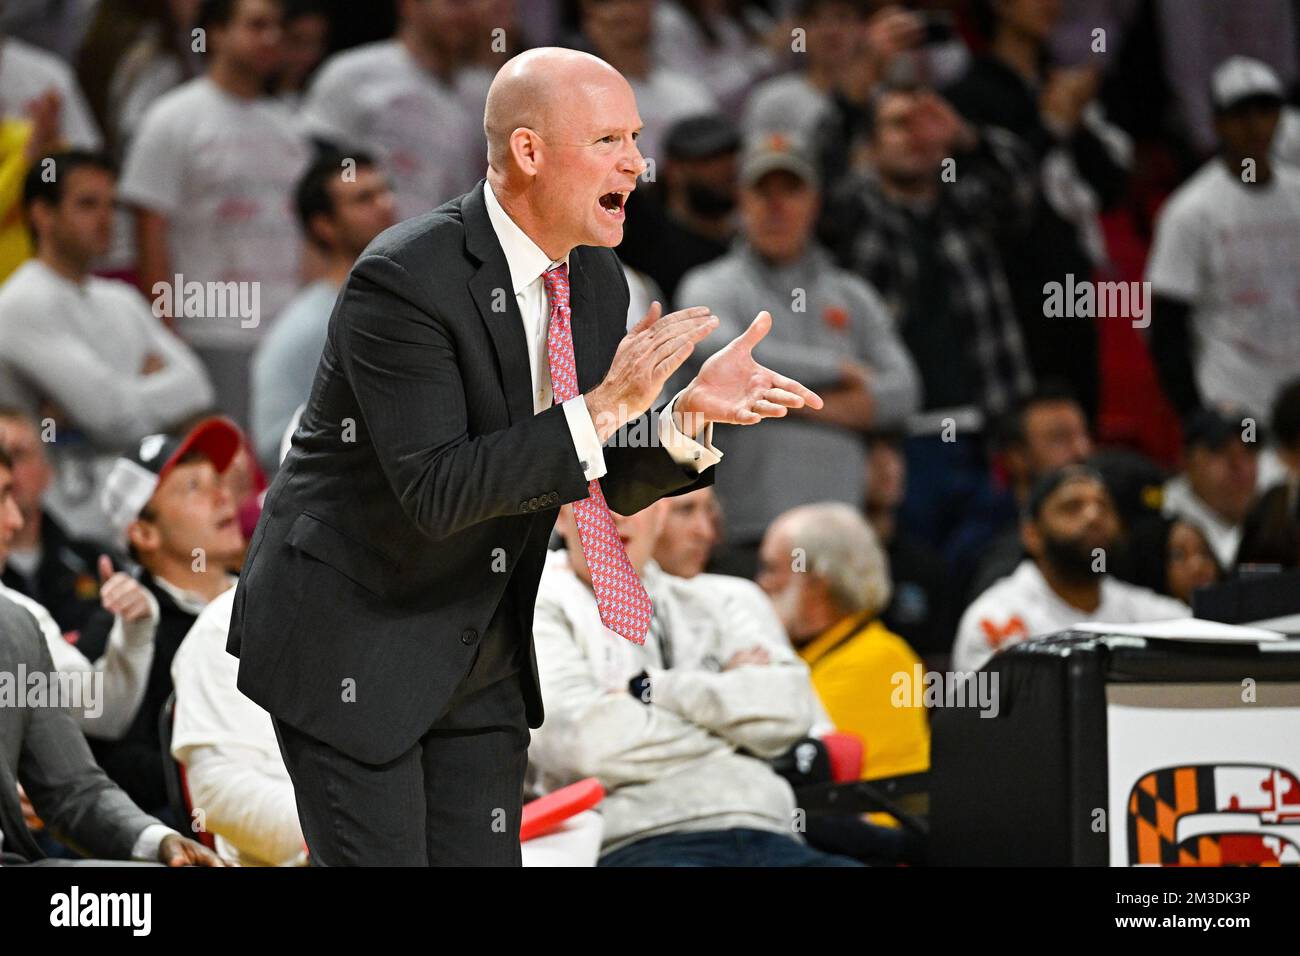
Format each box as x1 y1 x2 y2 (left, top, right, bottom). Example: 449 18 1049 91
758 503 892 643
975 0 1061 44
1182 408 1259 526
556 498 666 584
739 132 820 263
295 149 397 258
398 0 481 65
23 151 117 267
1021 466 1121 584
662 114 741 226
1211 56 1284 168
0 447 25 568
652 487 721 579
998 384 1092 498
277 0 330 92
865 84 951 187
484 47 646 256
579 0 656 57
1272 378 1300 467
198 0 284 81
0 409 52 528
101 419 246 578
799 0 864 70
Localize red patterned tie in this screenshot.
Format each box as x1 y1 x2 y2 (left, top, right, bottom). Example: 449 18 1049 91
544 263 653 645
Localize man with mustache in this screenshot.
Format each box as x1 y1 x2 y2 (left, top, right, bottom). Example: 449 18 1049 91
952 466 1188 672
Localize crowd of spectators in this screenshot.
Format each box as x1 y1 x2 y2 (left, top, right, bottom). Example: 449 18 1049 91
2 0 1299 866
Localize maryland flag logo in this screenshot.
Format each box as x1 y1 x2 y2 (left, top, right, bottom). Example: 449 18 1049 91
1127 763 1300 865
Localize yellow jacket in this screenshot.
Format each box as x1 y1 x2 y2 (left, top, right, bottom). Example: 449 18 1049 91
798 612 930 780
0 118 35 281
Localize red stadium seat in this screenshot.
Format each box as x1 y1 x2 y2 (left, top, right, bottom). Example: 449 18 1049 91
520 777 604 842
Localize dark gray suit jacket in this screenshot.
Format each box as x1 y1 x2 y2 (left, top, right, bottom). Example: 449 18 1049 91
228 180 713 764
0 598 161 863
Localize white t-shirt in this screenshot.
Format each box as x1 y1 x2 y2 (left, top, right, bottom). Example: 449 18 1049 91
299 40 488 222
952 560 1189 672
118 76 311 347
1145 160 1300 420
0 36 101 148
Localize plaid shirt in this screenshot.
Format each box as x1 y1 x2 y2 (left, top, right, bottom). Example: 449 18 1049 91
822 127 1036 418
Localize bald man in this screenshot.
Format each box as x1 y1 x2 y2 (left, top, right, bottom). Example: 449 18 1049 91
227 48 822 866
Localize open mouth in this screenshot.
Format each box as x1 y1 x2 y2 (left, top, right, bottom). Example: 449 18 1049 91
598 191 627 217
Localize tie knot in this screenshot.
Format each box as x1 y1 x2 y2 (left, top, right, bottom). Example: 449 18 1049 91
543 262 569 296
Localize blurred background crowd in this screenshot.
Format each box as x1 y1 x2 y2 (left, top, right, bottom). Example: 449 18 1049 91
2 0 1300 866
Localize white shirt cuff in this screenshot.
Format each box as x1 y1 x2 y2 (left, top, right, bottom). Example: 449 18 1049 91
563 396 607 482
131 823 179 862
660 392 723 473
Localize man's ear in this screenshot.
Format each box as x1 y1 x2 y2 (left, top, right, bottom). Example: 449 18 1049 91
126 517 160 557
509 128 543 177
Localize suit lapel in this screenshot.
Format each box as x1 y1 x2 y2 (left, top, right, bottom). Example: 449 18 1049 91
0 744 43 862
463 181 535 425
567 249 603 394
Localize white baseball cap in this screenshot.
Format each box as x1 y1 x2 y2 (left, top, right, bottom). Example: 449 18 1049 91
1211 56 1285 111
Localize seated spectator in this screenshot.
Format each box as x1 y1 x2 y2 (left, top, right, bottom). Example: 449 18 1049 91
530 500 859 867
1161 407 1259 571
616 113 739 306
0 407 112 633
678 130 920 575
170 587 306 866
0 444 156 738
864 433 951 661
251 148 396 471
651 486 722 580
0 596 220 866
1124 516 1222 606
78 417 244 816
966 384 1093 601
298 0 490 221
954 466 1189 672
1147 57 1300 423
270 0 330 109
1237 380 1300 568
0 150 215 544
758 502 929 780
820 83 1036 559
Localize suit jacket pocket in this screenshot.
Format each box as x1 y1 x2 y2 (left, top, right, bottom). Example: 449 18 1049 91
284 511 397 597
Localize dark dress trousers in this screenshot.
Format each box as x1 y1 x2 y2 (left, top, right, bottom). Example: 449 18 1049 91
228 180 713 864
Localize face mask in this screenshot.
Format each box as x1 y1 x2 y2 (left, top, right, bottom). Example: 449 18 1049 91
684 181 736 217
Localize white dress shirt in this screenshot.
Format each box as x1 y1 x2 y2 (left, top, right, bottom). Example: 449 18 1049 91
482 183 722 480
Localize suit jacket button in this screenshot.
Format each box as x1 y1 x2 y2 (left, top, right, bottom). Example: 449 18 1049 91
461 629 478 645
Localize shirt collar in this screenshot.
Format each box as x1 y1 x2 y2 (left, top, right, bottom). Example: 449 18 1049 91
799 610 875 667
483 181 569 295
151 574 236 615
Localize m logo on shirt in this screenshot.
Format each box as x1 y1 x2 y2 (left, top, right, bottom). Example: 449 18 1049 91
979 615 1028 650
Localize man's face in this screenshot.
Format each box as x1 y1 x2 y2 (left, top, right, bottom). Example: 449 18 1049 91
870 91 945 183
757 524 811 637
807 1 861 67
215 0 284 80
996 0 1061 42
279 11 329 89
652 488 720 579
35 166 116 263
581 0 655 51
865 438 906 512
1186 441 1258 525
322 166 398 257
532 74 646 251
0 417 52 519
0 465 25 566
1024 477 1120 580
671 152 738 220
130 459 244 568
1215 99 1281 165
404 0 481 61
1015 401 1092 482
741 170 818 262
